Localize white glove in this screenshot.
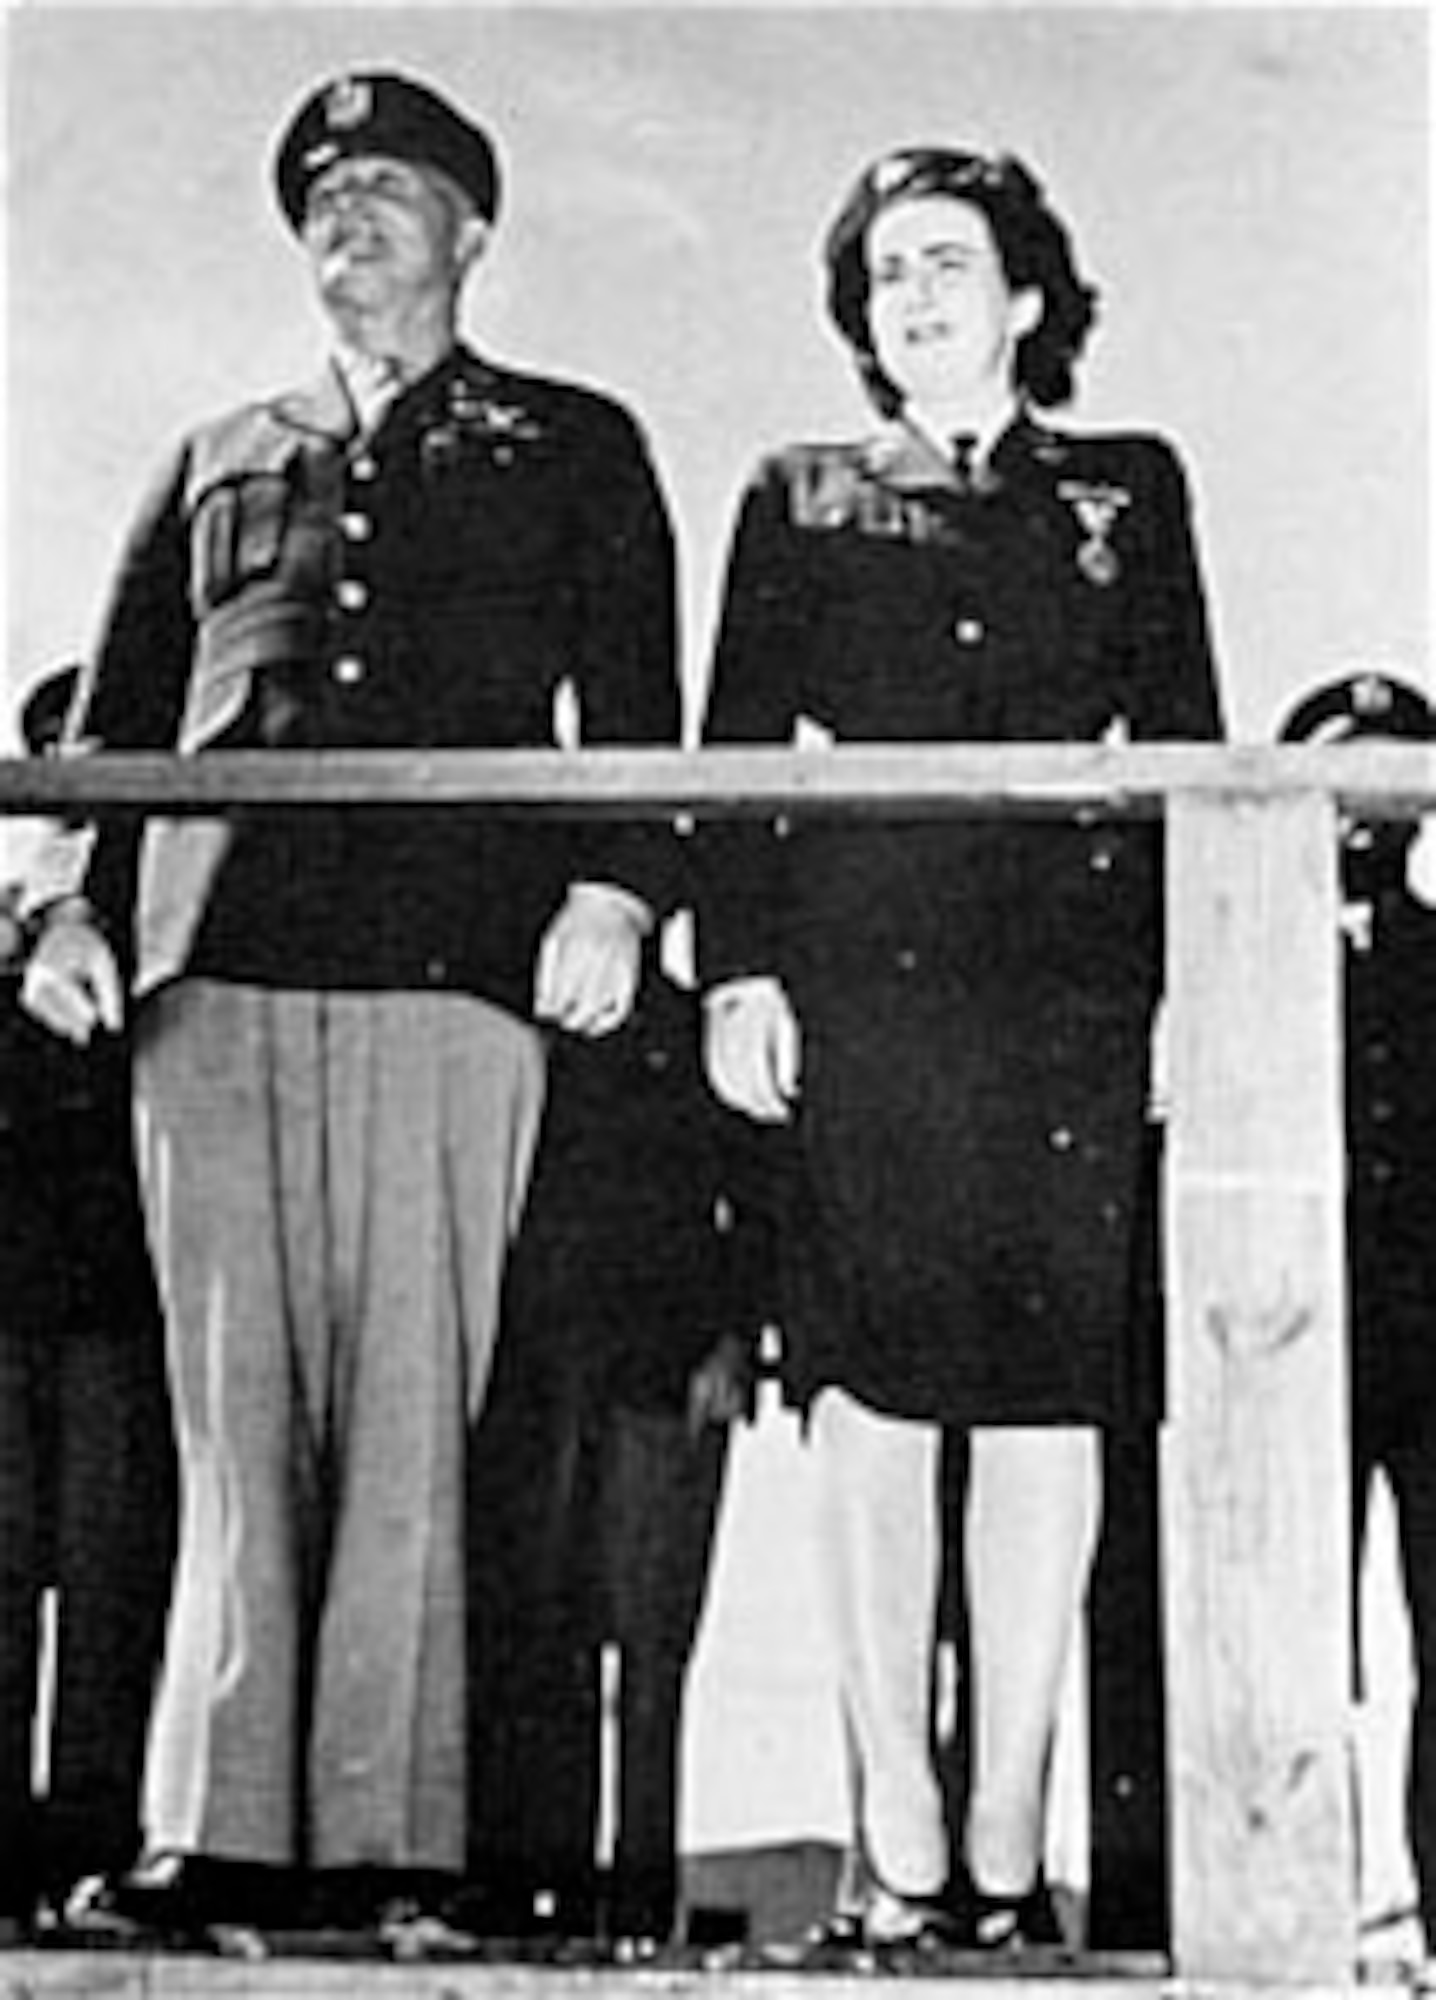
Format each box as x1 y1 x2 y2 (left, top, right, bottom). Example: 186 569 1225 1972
704 974 801 1124
21 904 124 1044
534 881 651 1037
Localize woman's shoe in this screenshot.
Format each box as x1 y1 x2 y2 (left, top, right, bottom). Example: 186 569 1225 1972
964 1874 1062 1951
863 1882 956 1950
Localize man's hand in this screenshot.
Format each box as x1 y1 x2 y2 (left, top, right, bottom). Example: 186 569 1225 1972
534 883 650 1037
20 906 124 1044
704 975 800 1124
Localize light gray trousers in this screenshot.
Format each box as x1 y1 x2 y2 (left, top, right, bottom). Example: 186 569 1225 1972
133 980 545 1873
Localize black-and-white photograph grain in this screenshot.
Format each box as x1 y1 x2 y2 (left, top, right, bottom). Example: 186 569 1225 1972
1 6 1429 1991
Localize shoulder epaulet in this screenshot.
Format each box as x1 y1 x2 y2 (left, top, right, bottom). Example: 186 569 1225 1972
761 441 872 529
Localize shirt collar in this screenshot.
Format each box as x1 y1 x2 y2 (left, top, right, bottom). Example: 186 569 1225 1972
331 339 461 434
901 395 1022 479
332 344 411 435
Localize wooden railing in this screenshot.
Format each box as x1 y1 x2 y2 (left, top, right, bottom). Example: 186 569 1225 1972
5 738 1436 1986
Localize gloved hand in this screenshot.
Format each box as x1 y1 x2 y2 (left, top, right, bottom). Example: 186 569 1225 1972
704 974 800 1124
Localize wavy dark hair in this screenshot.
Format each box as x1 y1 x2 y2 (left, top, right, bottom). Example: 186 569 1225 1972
823 147 1099 414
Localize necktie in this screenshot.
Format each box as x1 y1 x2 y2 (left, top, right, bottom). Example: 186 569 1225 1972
951 433 978 489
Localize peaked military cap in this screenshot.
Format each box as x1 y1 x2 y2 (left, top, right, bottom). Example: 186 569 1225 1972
18 661 81 757
274 71 501 231
1281 671 1433 894
1280 670 1436 746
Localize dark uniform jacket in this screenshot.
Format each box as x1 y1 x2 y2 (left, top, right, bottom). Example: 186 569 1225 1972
26 345 679 1014
700 415 1223 1424
1346 883 1436 1444
0 893 174 1901
496 968 773 1417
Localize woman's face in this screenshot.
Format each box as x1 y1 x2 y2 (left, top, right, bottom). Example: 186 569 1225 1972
864 193 1039 410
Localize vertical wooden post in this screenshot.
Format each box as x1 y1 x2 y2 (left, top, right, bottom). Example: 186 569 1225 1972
1162 789 1356 1981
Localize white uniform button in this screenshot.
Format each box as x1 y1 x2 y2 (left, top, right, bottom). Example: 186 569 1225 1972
953 616 985 646
335 578 369 612
1048 1125 1075 1153
332 656 365 686
350 453 378 482
339 512 373 542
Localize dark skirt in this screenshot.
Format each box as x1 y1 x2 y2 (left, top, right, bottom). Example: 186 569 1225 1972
779 966 1160 1427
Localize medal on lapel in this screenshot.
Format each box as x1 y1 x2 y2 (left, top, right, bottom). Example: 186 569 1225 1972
448 382 543 467
1057 480 1130 586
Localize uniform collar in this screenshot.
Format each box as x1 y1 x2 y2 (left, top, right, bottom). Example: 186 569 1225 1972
862 407 1060 493
332 344 411 436
270 342 490 443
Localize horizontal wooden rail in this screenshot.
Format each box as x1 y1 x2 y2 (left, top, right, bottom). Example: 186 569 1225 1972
0 737 1418 1985
0 741 1434 816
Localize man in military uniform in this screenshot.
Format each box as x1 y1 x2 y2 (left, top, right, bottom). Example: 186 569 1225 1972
1281 671 1436 1956
20 71 679 1934
0 666 175 1938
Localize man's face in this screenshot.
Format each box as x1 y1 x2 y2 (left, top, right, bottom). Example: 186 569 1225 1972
865 194 1039 409
301 153 479 316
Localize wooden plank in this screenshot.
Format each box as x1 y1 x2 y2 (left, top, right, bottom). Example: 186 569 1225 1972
0 1949 1362 2000
1162 791 1355 1981
0 742 1433 818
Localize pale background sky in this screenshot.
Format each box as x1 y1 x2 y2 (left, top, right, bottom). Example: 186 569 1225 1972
1 0 1431 1878
3 3 1430 752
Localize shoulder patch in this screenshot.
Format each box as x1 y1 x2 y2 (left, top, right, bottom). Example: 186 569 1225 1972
768 441 936 541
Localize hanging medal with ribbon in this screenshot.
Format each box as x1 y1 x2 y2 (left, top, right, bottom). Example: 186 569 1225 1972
1058 479 1131 587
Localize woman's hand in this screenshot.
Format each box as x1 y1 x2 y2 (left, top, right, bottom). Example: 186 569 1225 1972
704 975 801 1123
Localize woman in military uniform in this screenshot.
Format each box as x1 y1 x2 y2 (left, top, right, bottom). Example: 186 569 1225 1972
699 147 1223 1951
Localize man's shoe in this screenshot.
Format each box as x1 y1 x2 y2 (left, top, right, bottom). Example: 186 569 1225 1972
43 1854 291 1944
37 1872 152 1944
379 1892 482 1962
